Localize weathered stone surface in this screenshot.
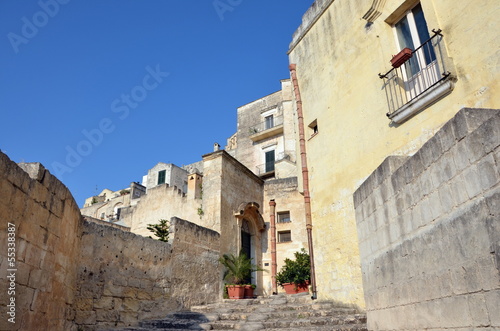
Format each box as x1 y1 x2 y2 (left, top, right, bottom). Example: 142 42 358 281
354 108 500 330
0 151 222 331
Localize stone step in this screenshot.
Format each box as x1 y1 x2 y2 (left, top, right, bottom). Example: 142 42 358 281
208 314 366 330
191 302 355 314
100 294 367 331
212 308 361 321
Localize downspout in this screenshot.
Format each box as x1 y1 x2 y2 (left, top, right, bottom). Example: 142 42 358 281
269 199 278 295
289 64 317 300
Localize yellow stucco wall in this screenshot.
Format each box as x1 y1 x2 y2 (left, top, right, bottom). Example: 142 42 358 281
288 0 499 308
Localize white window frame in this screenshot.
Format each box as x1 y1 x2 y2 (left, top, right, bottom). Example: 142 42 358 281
392 4 440 99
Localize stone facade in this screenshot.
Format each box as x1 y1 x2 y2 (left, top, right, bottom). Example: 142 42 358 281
288 0 500 307
227 79 297 178
354 108 500 330
0 153 221 330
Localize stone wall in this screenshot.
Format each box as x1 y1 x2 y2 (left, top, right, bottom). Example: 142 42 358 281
75 217 220 330
354 108 500 330
124 183 201 238
0 152 221 331
261 177 308 295
0 155 82 331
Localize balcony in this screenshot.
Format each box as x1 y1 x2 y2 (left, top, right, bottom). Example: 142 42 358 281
255 152 291 178
379 29 453 123
249 115 284 142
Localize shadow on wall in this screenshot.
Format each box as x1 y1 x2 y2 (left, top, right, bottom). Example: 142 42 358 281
0 153 221 331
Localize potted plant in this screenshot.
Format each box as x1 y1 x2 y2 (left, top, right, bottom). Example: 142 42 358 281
276 248 311 294
219 251 263 299
244 284 256 299
391 47 413 68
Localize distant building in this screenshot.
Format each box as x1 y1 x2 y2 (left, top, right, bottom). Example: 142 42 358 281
80 79 308 296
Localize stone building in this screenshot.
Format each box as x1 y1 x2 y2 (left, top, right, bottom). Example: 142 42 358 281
80 79 309 296
287 0 499 327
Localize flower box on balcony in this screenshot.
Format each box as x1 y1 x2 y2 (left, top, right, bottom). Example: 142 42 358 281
391 48 413 68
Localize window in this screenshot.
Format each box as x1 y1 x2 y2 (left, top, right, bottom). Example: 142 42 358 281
394 3 436 76
265 150 275 173
308 119 318 138
278 230 292 243
264 115 274 130
158 170 166 185
277 212 291 223
392 3 441 98
100 212 105 220
380 2 452 122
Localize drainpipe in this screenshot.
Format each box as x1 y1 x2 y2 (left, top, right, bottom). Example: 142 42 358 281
269 199 278 295
289 63 317 300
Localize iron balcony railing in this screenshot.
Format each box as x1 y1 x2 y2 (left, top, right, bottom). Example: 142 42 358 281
379 29 450 117
249 115 284 135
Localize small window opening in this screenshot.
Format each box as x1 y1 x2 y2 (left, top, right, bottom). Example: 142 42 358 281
278 230 292 243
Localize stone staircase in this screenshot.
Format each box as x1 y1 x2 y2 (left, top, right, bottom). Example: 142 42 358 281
103 293 367 331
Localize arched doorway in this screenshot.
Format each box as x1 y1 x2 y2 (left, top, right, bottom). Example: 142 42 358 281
234 202 266 291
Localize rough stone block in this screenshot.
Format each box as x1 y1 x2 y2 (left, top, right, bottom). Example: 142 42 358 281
93 296 114 310
478 113 500 153
477 254 500 291
420 133 444 168
18 162 45 182
438 295 473 328
463 165 483 198
15 261 30 286
428 191 443 221
465 128 489 164
452 108 498 141
451 262 483 295
437 118 458 153
75 311 97 325
449 175 470 207
438 184 455 216
453 140 471 172
485 289 500 326
74 298 93 311
119 311 138 324
419 170 435 197
96 309 120 322
478 154 500 192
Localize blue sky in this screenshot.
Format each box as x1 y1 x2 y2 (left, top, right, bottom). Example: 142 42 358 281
0 0 312 207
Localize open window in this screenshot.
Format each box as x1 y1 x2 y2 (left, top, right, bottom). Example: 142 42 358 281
379 2 453 123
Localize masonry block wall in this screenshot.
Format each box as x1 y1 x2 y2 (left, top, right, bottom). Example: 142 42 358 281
75 217 220 330
0 152 221 331
0 154 82 331
354 108 500 330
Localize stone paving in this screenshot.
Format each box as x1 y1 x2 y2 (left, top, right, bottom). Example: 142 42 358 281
102 292 367 331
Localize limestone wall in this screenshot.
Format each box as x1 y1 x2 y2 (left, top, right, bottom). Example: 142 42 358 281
125 184 200 238
354 108 500 330
288 0 500 307
0 155 81 331
75 217 220 330
0 152 221 331
203 151 264 256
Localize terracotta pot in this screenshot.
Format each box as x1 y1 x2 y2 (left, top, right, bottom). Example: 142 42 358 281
226 285 245 299
391 48 413 68
244 285 254 299
282 282 309 294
